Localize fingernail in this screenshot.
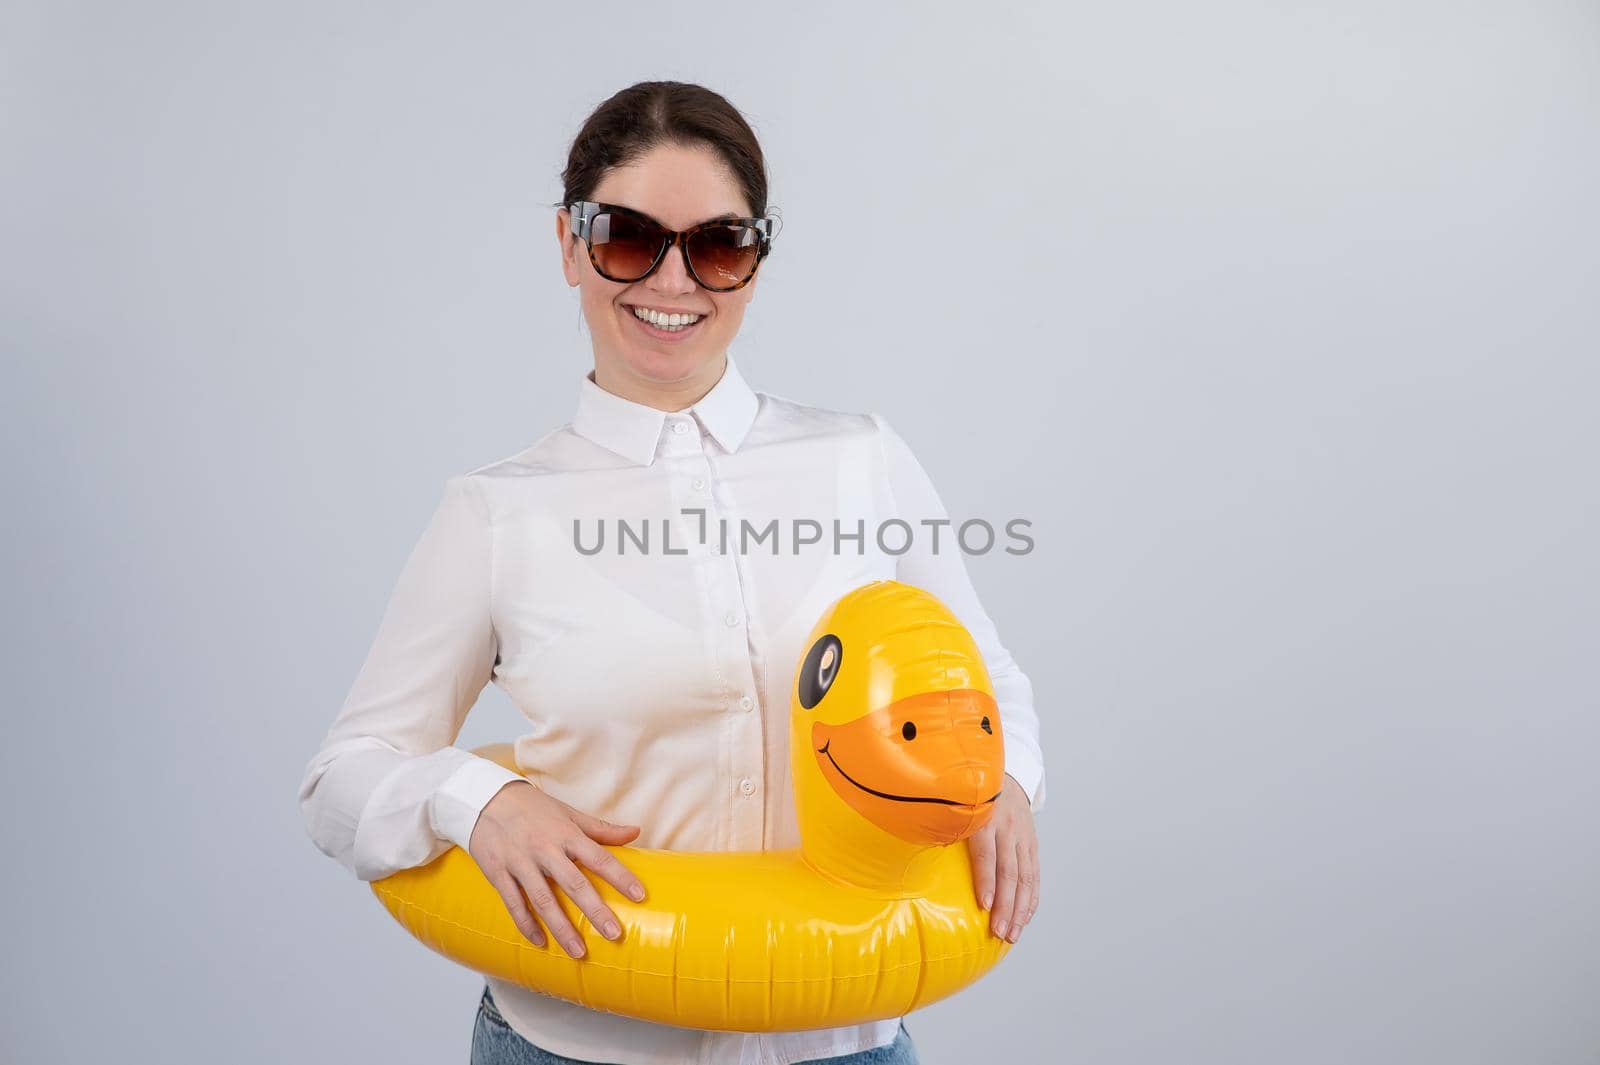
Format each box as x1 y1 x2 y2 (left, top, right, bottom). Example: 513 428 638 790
981 892 993 910
603 919 621 940
569 941 585 958
995 919 1008 938
629 885 645 902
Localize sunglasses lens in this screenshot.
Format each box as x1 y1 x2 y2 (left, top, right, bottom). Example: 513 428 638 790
589 210 664 281
686 225 762 289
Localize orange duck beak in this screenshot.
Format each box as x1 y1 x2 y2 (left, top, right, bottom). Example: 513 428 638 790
811 688 1003 846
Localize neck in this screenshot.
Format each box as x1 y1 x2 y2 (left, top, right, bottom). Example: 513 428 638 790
797 805 947 897
791 732 944 896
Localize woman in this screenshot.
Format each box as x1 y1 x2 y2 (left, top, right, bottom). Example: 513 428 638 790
299 80 1046 1065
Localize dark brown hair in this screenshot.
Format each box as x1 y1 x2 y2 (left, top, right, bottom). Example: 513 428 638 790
561 81 770 218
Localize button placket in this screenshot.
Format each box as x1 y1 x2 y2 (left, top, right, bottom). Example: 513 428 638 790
726 538 765 835
663 424 719 559
688 458 716 554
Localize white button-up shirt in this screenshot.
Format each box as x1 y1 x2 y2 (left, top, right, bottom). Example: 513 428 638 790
299 353 1046 1065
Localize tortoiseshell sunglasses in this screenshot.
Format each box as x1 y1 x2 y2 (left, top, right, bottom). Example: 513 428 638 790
557 200 781 292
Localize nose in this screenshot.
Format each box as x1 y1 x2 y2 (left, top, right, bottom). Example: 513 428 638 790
647 241 696 295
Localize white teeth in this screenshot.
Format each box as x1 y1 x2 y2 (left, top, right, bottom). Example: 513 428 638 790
632 306 701 331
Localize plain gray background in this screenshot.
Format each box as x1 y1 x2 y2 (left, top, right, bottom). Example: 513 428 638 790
3 1 1596 1062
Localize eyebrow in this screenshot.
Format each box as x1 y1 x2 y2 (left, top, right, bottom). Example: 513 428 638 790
678 210 745 226
612 203 747 227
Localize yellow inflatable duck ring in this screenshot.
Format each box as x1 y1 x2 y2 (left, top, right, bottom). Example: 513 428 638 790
370 579 1014 1031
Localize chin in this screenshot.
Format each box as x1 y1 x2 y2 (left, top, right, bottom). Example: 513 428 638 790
618 343 717 383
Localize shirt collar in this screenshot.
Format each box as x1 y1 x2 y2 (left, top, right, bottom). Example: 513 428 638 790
572 353 759 467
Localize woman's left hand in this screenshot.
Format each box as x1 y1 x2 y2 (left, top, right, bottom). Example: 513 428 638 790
967 773 1039 944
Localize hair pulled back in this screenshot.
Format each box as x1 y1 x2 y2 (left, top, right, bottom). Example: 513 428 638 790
561 81 770 219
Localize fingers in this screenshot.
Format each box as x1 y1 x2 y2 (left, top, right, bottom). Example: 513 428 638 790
1010 838 1039 941
570 836 648 905
511 858 588 959
568 806 642 845
548 839 633 945
486 868 546 948
968 825 997 911
990 836 1021 943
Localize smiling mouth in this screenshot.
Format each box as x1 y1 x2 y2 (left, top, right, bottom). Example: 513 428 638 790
625 304 707 335
816 740 1000 806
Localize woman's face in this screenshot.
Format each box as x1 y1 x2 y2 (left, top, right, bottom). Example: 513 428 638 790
558 142 760 405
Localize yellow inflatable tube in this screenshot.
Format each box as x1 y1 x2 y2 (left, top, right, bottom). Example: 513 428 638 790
371 579 1014 1031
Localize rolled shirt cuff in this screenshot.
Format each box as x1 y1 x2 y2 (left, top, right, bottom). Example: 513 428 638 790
430 753 529 852
1002 737 1046 816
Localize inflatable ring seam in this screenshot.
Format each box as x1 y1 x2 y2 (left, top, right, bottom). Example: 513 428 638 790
372 880 995 984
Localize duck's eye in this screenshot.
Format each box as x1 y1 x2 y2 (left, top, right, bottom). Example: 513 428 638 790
980 716 992 734
797 634 842 710
902 721 917 741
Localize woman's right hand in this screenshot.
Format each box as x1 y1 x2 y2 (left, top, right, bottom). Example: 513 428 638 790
467 779 647 959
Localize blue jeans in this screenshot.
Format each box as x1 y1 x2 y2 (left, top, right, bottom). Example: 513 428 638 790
470 984 919 1064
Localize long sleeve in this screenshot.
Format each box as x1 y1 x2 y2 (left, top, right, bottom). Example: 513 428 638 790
870 413 1047 815
299 474 526 880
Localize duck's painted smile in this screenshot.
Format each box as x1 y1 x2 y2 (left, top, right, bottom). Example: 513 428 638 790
810 688 1004 845
816 739 1001 807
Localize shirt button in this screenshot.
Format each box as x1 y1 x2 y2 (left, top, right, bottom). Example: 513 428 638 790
691 477 706 491
739 778 756 796
724 612 740 627
671 422 689 435
739 695 755 712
